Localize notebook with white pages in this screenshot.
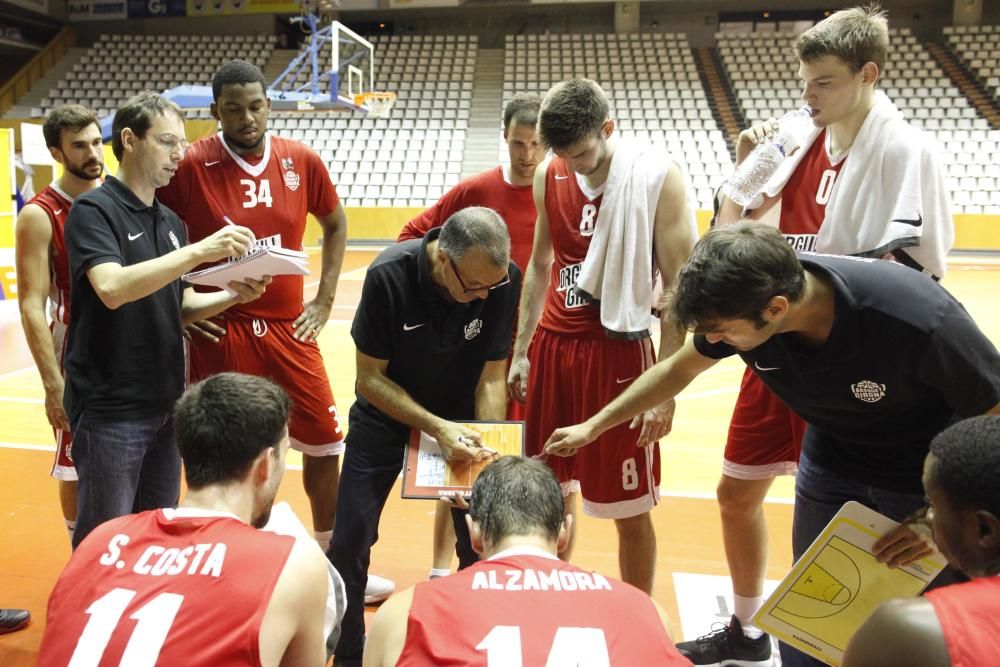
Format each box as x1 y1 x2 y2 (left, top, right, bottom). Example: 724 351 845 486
182 244 310 294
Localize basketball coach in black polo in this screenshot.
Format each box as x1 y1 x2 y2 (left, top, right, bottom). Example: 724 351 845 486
329 206 521 667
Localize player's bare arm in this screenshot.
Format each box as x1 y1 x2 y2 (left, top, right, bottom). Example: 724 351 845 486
544 338 718 457
842 598 949 667
363 587 415 667
631 163 697 447
15 203 69 431
293 202 347 343
475 359 509 421
508 158 554 404
85 225 257 310
356 349 485 461
181 277 271 324
260 539 329 667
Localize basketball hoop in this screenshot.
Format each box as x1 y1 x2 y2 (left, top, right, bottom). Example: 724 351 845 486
354 92 397 118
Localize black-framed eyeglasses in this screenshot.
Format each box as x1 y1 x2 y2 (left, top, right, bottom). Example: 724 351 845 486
447 255 510 294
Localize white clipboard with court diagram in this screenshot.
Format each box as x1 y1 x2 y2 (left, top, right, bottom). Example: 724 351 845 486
753 501 946 666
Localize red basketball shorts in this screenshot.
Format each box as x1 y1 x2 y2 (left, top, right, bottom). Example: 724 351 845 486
50 321 75 481
723 366 805 479
189 317 345 456
525 327 660 519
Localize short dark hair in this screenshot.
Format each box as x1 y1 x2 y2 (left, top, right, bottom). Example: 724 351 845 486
795 5 889 78
469 457 564 546
538 79 608 150
929 416 1000 518
503 93 540 132
111 91 184 161
439 206 511 268
42 104 100 149
212 59 268 101
174 373 291 490
671 223 806 331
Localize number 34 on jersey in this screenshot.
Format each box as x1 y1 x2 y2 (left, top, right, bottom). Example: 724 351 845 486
239 178 273 208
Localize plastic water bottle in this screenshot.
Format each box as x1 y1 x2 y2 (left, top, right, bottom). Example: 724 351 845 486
723 107 813 207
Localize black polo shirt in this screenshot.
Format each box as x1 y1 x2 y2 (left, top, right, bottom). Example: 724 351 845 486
694 253 1000 493
349 228 521 447
63 176 188 424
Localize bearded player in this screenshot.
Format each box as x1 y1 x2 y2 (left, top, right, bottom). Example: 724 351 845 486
15 104 104 544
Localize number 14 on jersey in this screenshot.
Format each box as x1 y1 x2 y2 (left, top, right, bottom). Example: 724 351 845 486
477 625 611 666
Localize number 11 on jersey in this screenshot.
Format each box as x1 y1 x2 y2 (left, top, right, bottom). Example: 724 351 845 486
68 588 184 667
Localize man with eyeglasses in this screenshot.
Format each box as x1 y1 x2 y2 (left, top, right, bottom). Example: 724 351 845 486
329 206 521 667
63 91 269 547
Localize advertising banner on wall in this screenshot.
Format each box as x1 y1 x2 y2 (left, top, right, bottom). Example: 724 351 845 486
68 0 128 21
186 0 298 16
127 0 187 17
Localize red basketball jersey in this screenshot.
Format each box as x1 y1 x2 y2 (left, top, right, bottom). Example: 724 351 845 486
925 577 1000 667
398 166 536 274
27 184 74 325
39 508 295 667
538 159 605 337
157 133 339 320
778 129 847 252
396 550 691 667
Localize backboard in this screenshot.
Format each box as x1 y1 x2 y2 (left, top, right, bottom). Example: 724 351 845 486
330 21 375 110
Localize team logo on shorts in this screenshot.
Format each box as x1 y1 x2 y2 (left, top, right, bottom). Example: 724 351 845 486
284 170 300 191
851 380 886 403
464 318 482 340
168 230 181 250
252 319 269 338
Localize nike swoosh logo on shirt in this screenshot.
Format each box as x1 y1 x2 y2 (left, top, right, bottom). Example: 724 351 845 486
128 232 144 241
204 160 221 167
616 376 636 384
754 362 780 372
54 208 64 215
554 175 569 180
403 323 426 331
890 215 922 227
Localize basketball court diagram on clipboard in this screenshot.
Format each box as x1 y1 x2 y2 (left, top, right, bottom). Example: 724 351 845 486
754 501 946 666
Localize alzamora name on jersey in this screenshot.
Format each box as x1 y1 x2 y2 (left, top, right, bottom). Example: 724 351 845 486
471 568 612 592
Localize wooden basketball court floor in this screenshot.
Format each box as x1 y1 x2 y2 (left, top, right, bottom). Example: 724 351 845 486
0 248 997 664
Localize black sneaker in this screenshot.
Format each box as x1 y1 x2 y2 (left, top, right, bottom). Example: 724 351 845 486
675 615 773 666
0 608 30 634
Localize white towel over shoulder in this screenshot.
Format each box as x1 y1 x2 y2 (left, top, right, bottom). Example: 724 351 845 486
575 138 689 339
756 92 953 278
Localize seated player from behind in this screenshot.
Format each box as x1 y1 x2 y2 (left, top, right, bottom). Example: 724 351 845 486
843 415 1000 667
39 373 329 667
363 456 693 667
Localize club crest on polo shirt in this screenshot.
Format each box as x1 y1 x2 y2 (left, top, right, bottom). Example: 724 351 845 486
851 380 886 403
169 230 181 250
464 318 482 340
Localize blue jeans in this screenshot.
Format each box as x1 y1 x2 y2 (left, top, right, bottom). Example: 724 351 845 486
71 412 181 549
779 451 954 667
